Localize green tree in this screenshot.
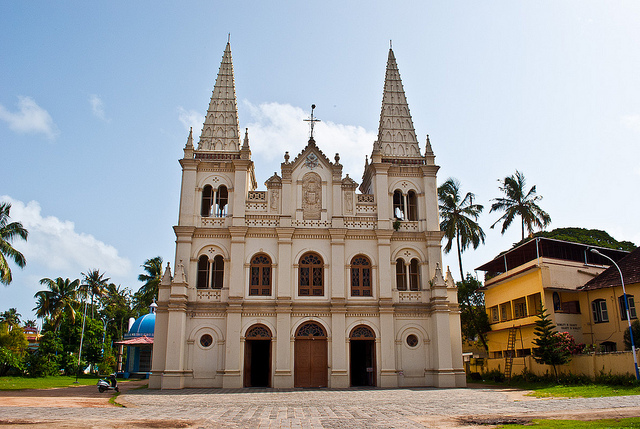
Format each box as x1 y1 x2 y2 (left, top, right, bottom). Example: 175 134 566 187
0 347 25 376
0 308 21 329
457 274 490 351
134 257 163 314
532 307 570 382
623 320 640 351
81 269 109 318
33 277 80 330
518 227 636 252
23 319 37 328
438 178 485 281
0 322 28 355
0 202 28 285
100 283 134 342
490 170 551 240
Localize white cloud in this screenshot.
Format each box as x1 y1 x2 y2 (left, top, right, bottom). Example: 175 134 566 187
0 196 132 278
0 96 58 139
243 101 376 180
89 94 108 121
621 114 640 133
178 107 202 133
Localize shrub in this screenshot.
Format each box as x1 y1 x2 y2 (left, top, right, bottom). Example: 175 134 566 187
25 351 59 377
0 347 25 376
595 370 639 387
483 369 505 383
468 372 482 381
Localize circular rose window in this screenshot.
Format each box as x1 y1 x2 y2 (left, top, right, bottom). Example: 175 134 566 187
200 334 213 348
406 334 419 348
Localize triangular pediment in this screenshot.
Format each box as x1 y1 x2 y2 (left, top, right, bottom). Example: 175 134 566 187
289 138 335 173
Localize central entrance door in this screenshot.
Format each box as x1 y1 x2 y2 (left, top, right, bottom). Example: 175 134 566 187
350 325 376 387
294 322 328 387
243 325 272 387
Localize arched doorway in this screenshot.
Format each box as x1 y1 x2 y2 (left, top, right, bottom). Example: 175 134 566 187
350 325 376 387
294 322 328 387
244 324 271 387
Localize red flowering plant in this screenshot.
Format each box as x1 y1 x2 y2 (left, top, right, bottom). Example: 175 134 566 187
554 332 585 355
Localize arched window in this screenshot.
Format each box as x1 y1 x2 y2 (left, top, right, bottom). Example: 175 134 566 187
396 259 407 291
212 255 224 289
299 253 324 296
351 255 372 297
409 258 420 291
407 190 418 221
552 292 561 312
197 254 225 289
197 255 209 289
246 324 272 338
250 254 272 296
296 322 326 337
393 190 405 220
215 185 228 217
201 185 214 217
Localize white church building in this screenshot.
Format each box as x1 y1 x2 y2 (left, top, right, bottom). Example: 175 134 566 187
150 42 465 389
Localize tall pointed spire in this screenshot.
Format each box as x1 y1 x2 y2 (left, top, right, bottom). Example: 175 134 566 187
197 42 241 152
374 47 422 161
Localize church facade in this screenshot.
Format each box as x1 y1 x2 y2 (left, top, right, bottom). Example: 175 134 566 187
149 42 465 389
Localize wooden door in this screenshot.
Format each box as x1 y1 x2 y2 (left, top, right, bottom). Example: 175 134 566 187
294 338 327 387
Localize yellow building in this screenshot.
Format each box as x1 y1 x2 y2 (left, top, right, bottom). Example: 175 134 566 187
476 238 628 361
579 246 640 352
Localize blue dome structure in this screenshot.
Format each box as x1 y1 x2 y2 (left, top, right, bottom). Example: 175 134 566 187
116 303 157 379
126 312 156 338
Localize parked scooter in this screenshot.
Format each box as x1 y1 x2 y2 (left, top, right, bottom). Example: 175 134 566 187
97 373 119 393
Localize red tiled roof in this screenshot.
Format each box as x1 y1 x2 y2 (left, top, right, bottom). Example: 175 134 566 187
581 247 640 290
114 335 154 345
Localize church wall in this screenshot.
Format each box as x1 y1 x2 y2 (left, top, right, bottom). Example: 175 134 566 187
154 43 466 390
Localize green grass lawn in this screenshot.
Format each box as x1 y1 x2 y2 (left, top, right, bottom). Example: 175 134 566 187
0 375 101 390
499 417 640 428
529 384 640 398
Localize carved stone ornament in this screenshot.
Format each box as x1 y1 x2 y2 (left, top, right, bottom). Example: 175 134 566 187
270 188 280 211
302 172 322 220
304 153 319 170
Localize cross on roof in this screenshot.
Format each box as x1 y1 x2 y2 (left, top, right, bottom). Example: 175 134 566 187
304 104 321 139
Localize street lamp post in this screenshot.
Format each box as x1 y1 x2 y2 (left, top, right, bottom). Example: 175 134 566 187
590 248 640 380
75 285 89 384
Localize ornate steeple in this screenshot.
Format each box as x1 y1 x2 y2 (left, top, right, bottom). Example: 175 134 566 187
374 48 422 161
197 42 241 152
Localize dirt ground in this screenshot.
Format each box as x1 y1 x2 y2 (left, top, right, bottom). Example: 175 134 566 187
0 379 147 408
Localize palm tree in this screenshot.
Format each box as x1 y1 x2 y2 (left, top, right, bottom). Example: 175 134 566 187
81 269 109 317
0 202 28 285
33 277 80 330
136 257 163 312
438 178 486 281
0 308 21 329
100 282 134 341
490 170 551 240
23 319 37 328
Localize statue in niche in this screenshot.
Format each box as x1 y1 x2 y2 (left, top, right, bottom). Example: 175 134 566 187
270 189 279 212
344 190 353 213
302 172 321 220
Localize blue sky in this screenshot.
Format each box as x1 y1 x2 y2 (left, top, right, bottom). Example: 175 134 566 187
2 1 639 323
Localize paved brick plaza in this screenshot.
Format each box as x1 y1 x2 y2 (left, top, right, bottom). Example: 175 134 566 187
1 385 639 428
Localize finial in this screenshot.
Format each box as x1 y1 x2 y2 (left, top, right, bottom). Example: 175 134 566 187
304 104 321 140
284 151 290 163
228 33 231 43
334 153 340 164
365 155 369 165
390 40 392 49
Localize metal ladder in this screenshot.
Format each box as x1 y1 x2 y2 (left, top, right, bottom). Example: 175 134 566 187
504 327 517 382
